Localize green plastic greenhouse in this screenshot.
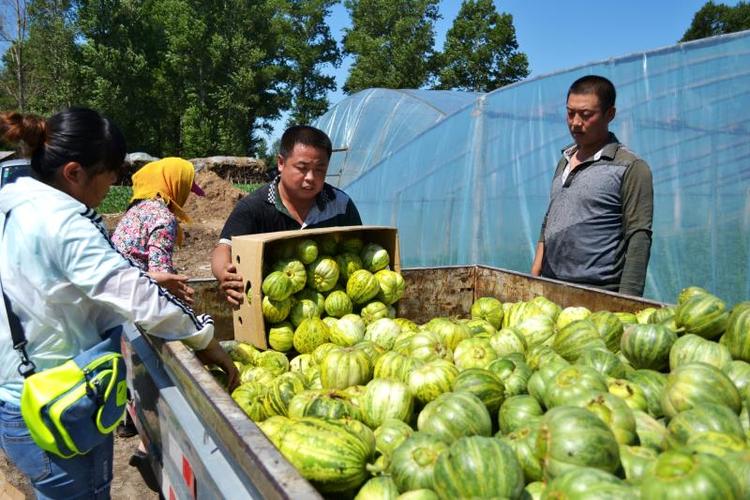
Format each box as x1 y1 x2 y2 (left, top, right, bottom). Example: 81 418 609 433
315 30 750 305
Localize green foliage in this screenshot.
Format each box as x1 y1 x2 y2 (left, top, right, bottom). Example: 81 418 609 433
681 1 750 42
0 0 536 154
0 0 341 158
235 183 264 193
435 0 528 92
342 0 441 94
98 183 260 214
280 0 341 126
98 186 132 214
21 0 80 115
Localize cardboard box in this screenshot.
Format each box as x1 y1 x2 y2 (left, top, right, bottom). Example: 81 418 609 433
231 226 400 348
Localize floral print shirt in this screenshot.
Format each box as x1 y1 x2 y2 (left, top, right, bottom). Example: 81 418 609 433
112 199 178 273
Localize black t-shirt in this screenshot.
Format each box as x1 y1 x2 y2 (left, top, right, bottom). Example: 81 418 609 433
219 179 362 243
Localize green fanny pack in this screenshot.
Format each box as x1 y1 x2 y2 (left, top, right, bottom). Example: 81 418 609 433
19 327 127 458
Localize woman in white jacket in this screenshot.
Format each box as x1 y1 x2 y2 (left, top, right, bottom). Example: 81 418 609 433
0 108 239 498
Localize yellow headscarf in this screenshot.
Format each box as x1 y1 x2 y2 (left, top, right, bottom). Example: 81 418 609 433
130 157 197 245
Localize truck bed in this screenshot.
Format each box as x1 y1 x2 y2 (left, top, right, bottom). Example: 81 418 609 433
126 265 664 498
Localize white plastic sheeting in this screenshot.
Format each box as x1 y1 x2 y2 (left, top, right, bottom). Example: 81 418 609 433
316 31 750 305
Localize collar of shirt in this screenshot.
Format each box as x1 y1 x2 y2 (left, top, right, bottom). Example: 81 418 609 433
267 175 336 226
561 133 620 184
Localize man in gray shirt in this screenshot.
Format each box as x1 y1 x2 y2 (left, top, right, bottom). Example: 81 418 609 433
531 75 653 296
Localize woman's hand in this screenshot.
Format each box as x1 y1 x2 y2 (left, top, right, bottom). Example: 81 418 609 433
149 271 195 305
195 338 240 392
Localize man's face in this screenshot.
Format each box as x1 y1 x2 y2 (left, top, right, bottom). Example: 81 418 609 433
277 143 329 201
566 92 615 150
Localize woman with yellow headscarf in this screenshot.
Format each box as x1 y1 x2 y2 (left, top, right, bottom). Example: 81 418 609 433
112 157 205 304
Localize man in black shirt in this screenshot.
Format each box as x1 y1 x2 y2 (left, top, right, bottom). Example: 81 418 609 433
211 125 362 305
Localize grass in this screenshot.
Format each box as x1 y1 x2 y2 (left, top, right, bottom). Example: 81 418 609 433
235 183 263 193
99 186 132 214
98 183 263 213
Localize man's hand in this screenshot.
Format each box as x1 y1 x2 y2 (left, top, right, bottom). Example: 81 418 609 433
216 263 244 307
531 242 545 276
211 244 245 307
149 271 195 305
195 338 240 392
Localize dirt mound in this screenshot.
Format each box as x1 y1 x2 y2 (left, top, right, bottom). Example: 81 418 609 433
184 170 246 222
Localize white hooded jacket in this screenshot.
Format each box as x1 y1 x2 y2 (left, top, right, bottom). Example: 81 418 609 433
0 177 213 403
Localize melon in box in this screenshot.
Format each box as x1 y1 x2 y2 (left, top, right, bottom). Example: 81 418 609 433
231 226 401 348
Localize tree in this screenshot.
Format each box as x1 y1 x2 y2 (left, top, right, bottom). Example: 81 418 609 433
73 0 289 157
23 0 80 115
153 0 289 157
0 0 30 111
279 0 341 126
681 1 750 42
436 0 528 92
342 0 440 94
76 0 167 154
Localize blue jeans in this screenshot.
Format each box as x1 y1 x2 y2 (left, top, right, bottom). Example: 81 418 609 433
0 400 113 499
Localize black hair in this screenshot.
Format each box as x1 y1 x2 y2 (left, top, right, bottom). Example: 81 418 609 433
279 125 332 161
0 107 126 182
568 75 617 111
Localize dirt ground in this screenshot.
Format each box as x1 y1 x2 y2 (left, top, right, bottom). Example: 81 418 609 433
0 171 246 498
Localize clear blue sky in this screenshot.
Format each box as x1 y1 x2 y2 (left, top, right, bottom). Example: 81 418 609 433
267 0 737 143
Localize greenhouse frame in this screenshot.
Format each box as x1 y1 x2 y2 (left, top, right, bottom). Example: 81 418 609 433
315 30 750 305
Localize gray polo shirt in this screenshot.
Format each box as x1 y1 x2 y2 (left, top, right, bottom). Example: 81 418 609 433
540 134 653 292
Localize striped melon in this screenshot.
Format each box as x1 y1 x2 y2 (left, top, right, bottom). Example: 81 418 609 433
578 392 637 445
633 410 668 452
624 369 667 418
470 297 504 329
640 449 741 499
354 476 399 500
417 392 492 443
451 368 505 413
489 327 527 357
661 362 742 418
487 356 532 397
607 378 648 412
577 348 627 379
620 323 676 371
375 351 422 384
374 418 413 457
544 365 608 408
276 417 374 493
453 337 498 370
498 395 545 435
390 432 449 492
361 378 413 428
408 359 459 404
619 445 657 484
669 333 731 371
675 293 729 340
544 467 635 498
553 319 606 362
534 406 620 481
589 311 625 352
433 436 524 499
499 424 543 483
721 303 750 362
665 403 745 448
526 359 568 407
685 430 747 457
261 271 294 301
